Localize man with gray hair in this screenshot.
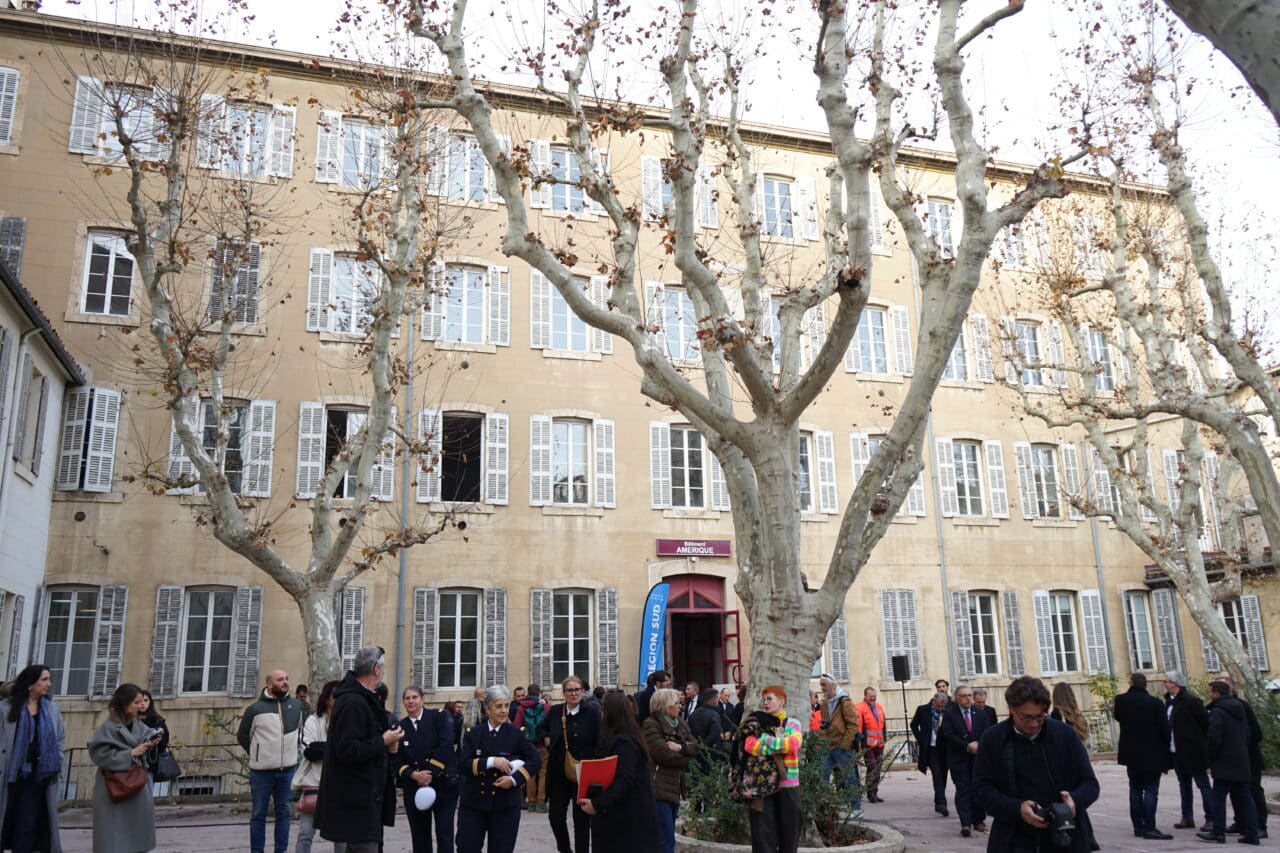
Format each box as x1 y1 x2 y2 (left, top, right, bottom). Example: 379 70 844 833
1162 670 1214 832
318 646 403 852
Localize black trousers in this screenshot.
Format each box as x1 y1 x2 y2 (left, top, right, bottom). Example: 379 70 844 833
950 757 986 827
928 750 948 807
749 787 801 853
405 787 458 853
1247 771 1268 831
547 774 590 853
456 804 521 853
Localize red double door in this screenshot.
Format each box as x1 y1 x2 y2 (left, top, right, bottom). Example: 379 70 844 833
665 574 740 687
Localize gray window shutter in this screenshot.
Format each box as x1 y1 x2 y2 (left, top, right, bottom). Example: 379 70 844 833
29 376 49 476
68 76 104 154
590 276 612 354
90 585 128 700
417 409 442 503
529 415 552 506
306 248 333 332
641 155 663 221
10 354 30 463
166 397 202 494
0 68 18 147
1002 590 1026 676
242 400 276 498
814 430 838 514
483 588 507 686
529 588 552 689
370 406 396 502
196 94 227 169
83 388 120 493
827 612 850 683
951 590 975 679
648 421 671 509
529 270 550 349
902 590 923 679
0 216 26 275
483 412 509 505
314 110 342 183
488 265 510 346
1014 442 1038 520
295 402 325 498
890 305 914 376
709 451 731 511
593 419 616 509
1032 590 1057 677
230 586 263 697
1079 589 1110 674
970 314 995 382
422 262 444 341
6 594 23 680
1061 444 1085 520
0 328 10 434
1241 594 1269 671
985 441 1010 519
412 587 438 692
149 585 183 698
1201 628 1222 674
936 438 959 518
340 587 366 673
879 590 900 679
267 104 296 178
595 588 618 688
1151 587 1184 674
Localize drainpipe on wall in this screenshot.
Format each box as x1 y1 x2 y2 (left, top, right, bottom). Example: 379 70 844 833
393 310 415 702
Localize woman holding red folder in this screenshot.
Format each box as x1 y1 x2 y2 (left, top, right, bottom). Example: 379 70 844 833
576 692 661 852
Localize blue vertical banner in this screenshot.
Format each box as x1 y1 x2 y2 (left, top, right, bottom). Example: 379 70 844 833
637 582 671 685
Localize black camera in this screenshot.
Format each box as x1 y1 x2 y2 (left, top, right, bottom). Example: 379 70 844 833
1033 802 1075 848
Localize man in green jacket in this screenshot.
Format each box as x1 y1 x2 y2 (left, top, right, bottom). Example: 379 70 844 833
238 669 306 853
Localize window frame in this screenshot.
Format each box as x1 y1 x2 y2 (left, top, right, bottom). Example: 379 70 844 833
330 254 381 334
953 440 985 517
221 102 271 178
198 399 249 495
968 591 1001 675
179 587 236 695
435 589 482 689
927 198 954 257
80 231 136 318
1124 591 1157 671
551 589 593 684
441 265 488 345
669 424 707 509
761 175 794 239
661 286 700 362
1048 591 1080 673
445 133 488 203
1219 598 1248 649
549 145 587 213
797 432 815 513
340 118 383 190
943 327 968 381
41 586 99 697
1087 328 1114 392
551 418 591 506
1015 320 1043 387
1031 444 1061 518
549 279 590 353
856 307 890 375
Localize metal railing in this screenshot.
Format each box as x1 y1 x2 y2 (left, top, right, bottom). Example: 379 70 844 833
59 741 252 803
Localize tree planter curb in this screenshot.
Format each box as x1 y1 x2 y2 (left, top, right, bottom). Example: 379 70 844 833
675 822 905 852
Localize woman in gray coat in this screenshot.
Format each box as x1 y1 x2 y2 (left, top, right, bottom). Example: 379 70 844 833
87 683 162 853
0 664 65 852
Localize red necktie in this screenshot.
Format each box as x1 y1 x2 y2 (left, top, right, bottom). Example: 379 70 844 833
964 709 972 732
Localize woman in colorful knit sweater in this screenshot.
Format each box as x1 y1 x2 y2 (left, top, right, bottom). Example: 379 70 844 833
743 685 804 853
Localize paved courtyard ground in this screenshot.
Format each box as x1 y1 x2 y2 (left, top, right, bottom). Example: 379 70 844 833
58 760 1278 851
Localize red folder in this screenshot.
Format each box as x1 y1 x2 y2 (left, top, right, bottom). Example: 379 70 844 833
576 755 618 800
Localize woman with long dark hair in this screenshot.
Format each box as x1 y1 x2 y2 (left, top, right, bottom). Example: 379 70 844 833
87 682 162 853
1050 682 1090 744
293 679 339 853
0 664 65 852
135 690 169 797
578 691 660 853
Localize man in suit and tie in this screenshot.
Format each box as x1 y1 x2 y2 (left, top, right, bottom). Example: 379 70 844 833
973 688 998 727
395 686 459 853
910 691 950 817
940 684 991 838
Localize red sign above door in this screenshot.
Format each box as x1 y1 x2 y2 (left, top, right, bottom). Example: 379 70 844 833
656 539 732 557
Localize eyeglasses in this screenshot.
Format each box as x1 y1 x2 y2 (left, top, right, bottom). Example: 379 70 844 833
563 688 583 694
1011 709 1048 723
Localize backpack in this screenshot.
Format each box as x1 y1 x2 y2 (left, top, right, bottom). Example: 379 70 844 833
728 714 785 803
522 700 546 742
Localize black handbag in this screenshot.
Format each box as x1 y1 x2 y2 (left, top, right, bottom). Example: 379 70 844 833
153 750 182 782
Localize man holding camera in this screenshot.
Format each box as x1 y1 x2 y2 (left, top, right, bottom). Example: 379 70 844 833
973 676 1099 853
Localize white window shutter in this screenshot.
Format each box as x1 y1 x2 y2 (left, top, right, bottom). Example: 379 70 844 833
805 302 827 368
166 397 202 495
68 75 104 154
751 172 767 229
416 408 441 503
56 388 92 491
795 176 819 240
890 305 914 376
827 613 851 682
907 473 927 517
89 584 128 700
814 430 838 514
1163 449 1182 512
339 587 366 672
10 354 30 461
306 248 333 332
529 270 551 349
149 585 183 698
641 155 663 221
1002 590 1026 675
482 588 507 686
1203 451 1223 548
1014 442 1038 519
1141 450 1159 523
709 450 731 511
1060 443 1085 520
529 139 552 209
1241 594 1269 671
371 406 396 502
195 94 226 169
644 281 666 353
28 376 49 476
879 590 901 679
315 109 342 184
595 588 619 687
295 402 325 499
1113 324 1133 387
529 415 553 506
951 590 975 679
1045 321 1067 388
901 590 923 678
529 588 553 688
1151 588 1184 673
488 265 510 346
0 67 18 146
970 314 995 382
422 262 444 341
843 327 863 373
425 125 448 197
1000 316 1019 385
1089 448 1114 516
230 585 264 697
242 400 276 498
936 438 958 517
267 104 296 177
586 148 608 216
850 432 871 486
412 587 438 692
590 276 612 354
5 594 22 681
483 412 509 505
1031 589 1058 677
985 441 1010 519
593 418 616 509
1079 589 1110 674
696 163 719 229
864 187 884 250
380 125 398 186
1200 628 1222 674
649 421 671 509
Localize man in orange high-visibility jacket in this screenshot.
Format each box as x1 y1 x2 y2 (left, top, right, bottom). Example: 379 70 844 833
854 687 888 803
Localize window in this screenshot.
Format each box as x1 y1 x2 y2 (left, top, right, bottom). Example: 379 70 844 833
81 232 135 317
768 298 827 372
550 145 586 213
844 304 912 376
42 587 98 696
550 280 589 353
1087 328 1113 392
436 590 481 688
855 308 889 374
879 588 923 679
662 287 699 361
68 78 158 160
1210 596 1269 672
1124 591 1156 670
341 120 383 190
442 266 486 344
670 425 706 509
208 241 261 324
10 355 47 473
0 216 25 275
968 592 1000 674
1048 592 1080 673
927 198 954 257
181 588 234 693
446 134 487 202
221 103 270 176
422 264 509 347
168 398 274 498
332 256 380 334
943 328 968 381
196 98 295 178
531 272 609 354
418 409 508 505
797 432 814 513
552 419 590 505
531 415 614 509
440 412 483 502
326 409 366 499
855 433 926 518
552 591 592 683
761 176 794 238
0 66 17 146
55 387 122 493
295 402 395 501
640 156 719 228
1031 444 1061 518
1015 321 1042 386
998 224 1025 267
1220 598 1247 650
953 440 984 516
199 401 247 494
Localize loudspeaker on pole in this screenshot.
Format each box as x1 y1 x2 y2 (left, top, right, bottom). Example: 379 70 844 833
891 654 910 683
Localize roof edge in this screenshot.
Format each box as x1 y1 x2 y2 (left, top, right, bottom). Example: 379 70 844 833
0 258 85 385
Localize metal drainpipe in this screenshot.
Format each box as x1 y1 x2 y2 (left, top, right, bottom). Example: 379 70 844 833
393 309 415 702
907 258 957 685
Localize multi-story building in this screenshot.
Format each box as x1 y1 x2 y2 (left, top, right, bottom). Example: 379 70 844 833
0 7 1272 791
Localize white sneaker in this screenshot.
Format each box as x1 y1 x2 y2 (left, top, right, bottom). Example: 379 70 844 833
851 807 864 820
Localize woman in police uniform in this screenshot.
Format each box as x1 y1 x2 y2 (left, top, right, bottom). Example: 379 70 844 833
457 685 542 853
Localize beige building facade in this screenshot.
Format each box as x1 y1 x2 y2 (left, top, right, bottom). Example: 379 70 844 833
0 8 1273 791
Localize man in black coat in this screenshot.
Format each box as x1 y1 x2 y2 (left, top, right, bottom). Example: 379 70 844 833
632 670 669 725
394 685 459 853
940 684 992 837
910 691 950 816
687 687 726 763
1162 670 1214 832
538 676 602 853
1111 672 1173 840
1224 678 1269 841
1197 680 1261 844
973 676 1100 853
317 647 403 852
